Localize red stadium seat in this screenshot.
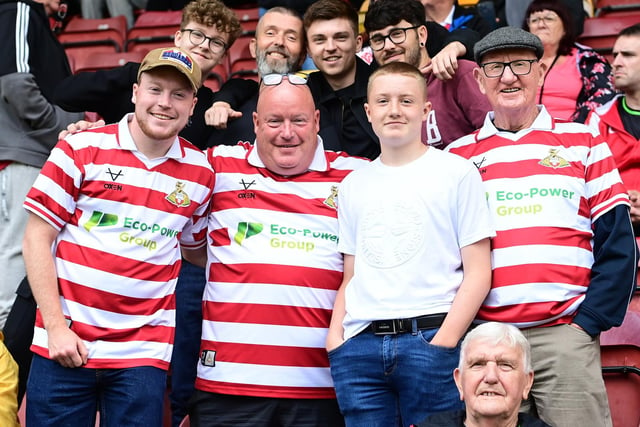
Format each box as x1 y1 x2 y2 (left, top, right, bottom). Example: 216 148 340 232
229 58 259 82
600 292 640 427
577 14 640 63
125 10 182 52
203 63 229 92
58 15 127 52
226 35 254 71
71 51 146 74
595 0 640 16
210 62 228 83
233 7 260 35
65 44 129 74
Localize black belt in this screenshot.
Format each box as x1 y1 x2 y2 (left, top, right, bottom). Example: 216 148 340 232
365 313 447 336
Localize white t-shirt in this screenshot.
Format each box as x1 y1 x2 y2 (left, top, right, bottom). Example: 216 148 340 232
338 148 495 339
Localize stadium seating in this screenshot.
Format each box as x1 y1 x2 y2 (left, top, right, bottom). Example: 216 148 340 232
595 0 640 16
233 7 260 35
578 14 640 62
203 63 229 91
601 290 640 427
125 10 182 52
58 15 127 53
226 35 254 71
71 51 146 74
229 58 259 82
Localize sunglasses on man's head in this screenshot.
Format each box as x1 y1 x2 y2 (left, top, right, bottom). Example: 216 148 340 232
261 73 308 86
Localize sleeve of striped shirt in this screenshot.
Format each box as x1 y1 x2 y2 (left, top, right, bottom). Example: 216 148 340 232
23 139 82 230
585 134 630 221
573 205 637 336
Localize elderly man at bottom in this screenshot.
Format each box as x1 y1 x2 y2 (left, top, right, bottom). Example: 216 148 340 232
417 322 551 427
446 27 638 427
181 74 368 427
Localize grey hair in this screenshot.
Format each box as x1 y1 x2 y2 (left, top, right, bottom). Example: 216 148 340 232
459 322 532 374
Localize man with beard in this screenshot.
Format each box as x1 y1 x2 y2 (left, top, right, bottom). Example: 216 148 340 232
21 47 214 426
205 7 306 146
365 0 491 148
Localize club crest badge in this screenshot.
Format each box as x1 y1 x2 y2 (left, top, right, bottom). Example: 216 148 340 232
166 181 191 207
539 148 570 169
323 185 338 209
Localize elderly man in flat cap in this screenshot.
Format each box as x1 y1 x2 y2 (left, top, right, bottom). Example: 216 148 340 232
446 27 637 427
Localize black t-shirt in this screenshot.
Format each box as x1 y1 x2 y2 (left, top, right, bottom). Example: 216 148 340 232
618 97 640 140
335 84 359 152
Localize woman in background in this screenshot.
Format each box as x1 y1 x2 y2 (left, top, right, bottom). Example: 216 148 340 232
523 0 615 122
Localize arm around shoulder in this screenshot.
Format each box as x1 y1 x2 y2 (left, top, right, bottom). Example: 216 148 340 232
1 72 83 146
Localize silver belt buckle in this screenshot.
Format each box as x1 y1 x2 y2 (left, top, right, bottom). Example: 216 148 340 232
372 319 400 335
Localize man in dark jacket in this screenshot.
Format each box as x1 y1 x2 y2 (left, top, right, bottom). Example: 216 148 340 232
303 0 379 159
211 0 479 158
417 323 551 427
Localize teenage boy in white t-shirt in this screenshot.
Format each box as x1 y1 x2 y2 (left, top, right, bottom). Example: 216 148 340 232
326 61 495 427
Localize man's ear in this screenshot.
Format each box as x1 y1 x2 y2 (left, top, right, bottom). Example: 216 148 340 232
522 371 534 400
364 102 372 123
131 83 139 104
473 68 487 96
418 24 428 47
249 38 257 59
453 368 465 401
253 111 259 135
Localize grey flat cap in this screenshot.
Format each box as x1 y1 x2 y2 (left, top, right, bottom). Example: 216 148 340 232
474 26 544 63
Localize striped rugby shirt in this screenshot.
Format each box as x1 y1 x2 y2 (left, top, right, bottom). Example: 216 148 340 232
194 140 367 399
447 107 629 328
24 115 214 370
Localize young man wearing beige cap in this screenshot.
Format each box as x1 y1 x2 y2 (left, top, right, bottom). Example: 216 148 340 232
21 47 215 427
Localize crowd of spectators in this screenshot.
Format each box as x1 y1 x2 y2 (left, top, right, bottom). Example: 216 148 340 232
0 0 637 426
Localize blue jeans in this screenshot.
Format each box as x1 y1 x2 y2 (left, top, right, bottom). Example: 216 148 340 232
26 354 167 427
169 260 206 427
328 328 463 427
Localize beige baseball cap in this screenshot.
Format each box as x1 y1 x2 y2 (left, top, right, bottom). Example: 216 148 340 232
137 47 202 92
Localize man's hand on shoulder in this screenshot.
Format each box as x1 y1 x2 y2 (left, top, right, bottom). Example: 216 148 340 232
58 119 105 140
427 41 466 81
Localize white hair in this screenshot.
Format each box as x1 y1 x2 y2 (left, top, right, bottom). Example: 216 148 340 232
459 322 532 374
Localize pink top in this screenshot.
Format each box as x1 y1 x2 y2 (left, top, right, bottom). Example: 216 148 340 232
537 51 582 120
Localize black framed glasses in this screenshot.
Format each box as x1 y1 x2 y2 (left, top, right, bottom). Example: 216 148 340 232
480 59 538 78
181 29 227 53
262 73 308 86
369 25 420 51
